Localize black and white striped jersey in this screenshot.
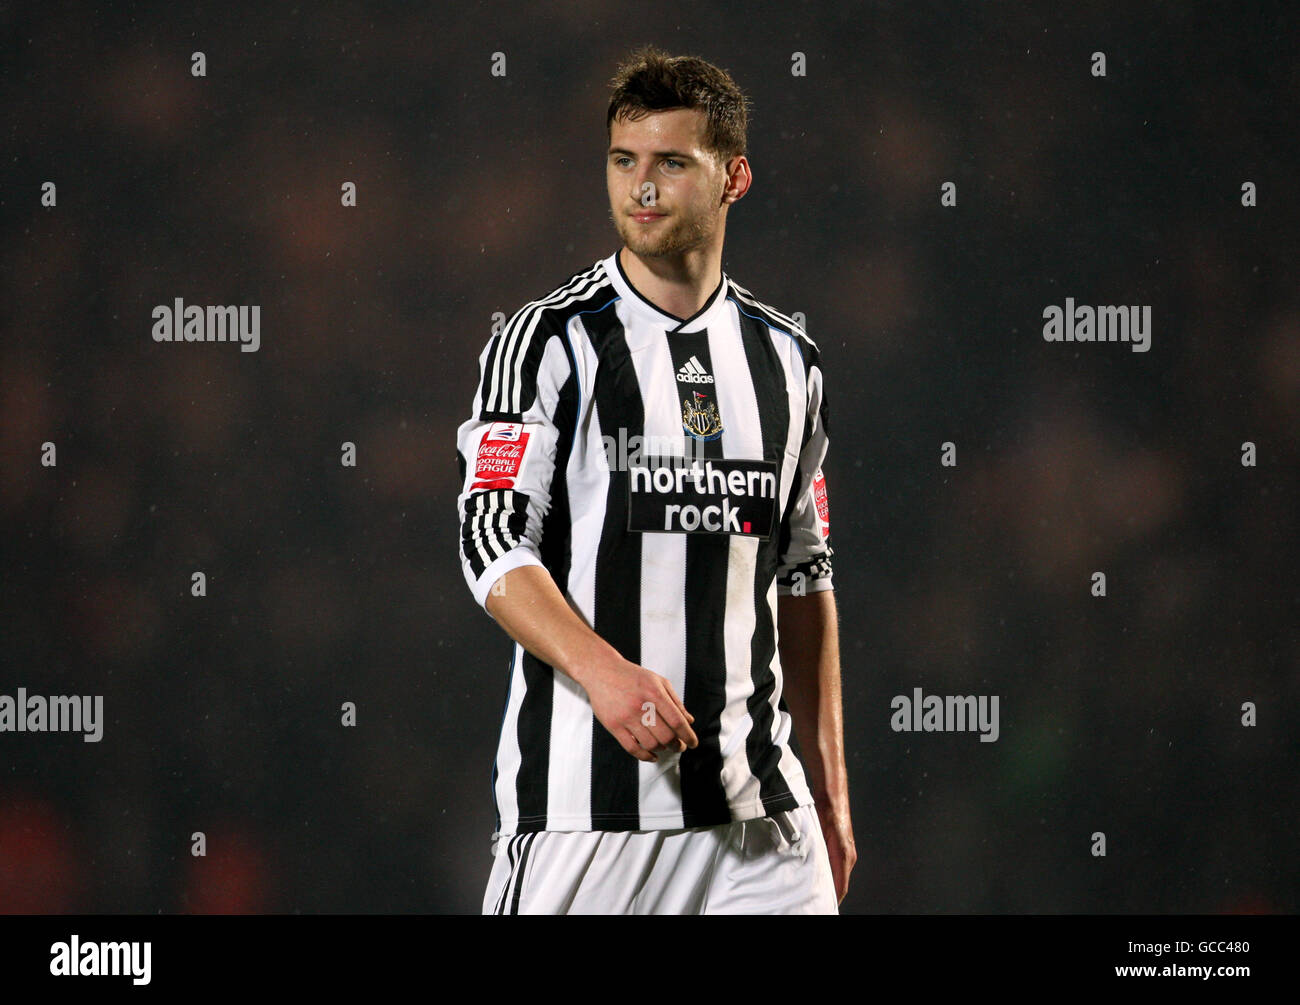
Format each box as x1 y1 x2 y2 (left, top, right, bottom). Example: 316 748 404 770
456 250 834 834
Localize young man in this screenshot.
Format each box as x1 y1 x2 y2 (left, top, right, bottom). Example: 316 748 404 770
456 46 855 914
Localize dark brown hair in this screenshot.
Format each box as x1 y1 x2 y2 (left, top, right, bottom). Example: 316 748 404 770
606 45 750 165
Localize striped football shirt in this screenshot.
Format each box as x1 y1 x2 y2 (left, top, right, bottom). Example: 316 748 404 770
456 250 834 834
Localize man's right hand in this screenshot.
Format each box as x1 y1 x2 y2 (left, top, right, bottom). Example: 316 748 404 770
484 565 698 762
578 658 698 762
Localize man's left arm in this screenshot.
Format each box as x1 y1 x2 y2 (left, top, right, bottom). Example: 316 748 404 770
773 334 855 904
780 589 855 904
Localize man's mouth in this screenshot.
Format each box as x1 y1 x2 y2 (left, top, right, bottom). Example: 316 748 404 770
631 211 666 223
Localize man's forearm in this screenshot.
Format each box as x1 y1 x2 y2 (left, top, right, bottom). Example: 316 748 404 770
482 564 699 761
483 564 618 691
778 589 848 804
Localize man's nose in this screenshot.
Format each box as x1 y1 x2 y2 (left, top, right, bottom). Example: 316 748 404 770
631 171 657 206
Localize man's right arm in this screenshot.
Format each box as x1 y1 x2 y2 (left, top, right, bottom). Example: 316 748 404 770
483 564 697 761
455 312 695 761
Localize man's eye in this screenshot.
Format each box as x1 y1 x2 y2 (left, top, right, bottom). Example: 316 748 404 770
615 157 631 167
665 159 682 168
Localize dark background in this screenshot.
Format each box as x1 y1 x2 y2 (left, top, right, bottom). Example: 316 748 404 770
1 1 1296 914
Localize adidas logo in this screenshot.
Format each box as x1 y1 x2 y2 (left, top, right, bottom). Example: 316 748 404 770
676 355 715 384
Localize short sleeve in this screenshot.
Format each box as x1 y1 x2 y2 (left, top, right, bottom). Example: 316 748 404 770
776 352 833 596
455 312 573 608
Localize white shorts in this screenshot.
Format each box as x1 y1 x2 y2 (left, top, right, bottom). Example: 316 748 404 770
482 803 838 915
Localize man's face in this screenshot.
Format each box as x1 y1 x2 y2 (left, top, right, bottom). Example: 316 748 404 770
607 107 731 259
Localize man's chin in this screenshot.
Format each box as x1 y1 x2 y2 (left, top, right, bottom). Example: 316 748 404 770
624 237 680 258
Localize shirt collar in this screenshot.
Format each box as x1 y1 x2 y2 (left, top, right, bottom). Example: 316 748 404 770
604 250 731 334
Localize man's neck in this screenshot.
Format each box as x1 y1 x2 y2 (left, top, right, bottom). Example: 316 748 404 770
619 247 723 322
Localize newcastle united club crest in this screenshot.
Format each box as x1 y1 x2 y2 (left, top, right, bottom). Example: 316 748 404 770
682 389 723 441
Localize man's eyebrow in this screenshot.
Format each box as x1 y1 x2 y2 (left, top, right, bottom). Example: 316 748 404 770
607 147 696 160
